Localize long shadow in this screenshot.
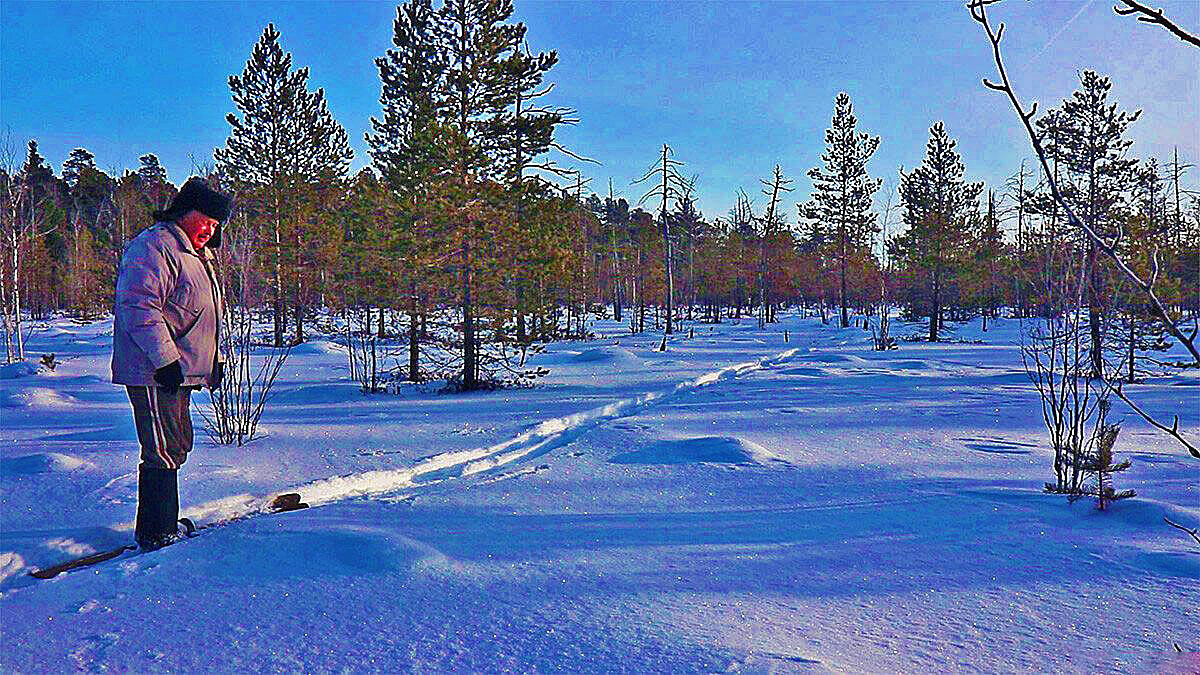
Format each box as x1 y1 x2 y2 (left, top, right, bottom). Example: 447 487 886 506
287 468 1200 598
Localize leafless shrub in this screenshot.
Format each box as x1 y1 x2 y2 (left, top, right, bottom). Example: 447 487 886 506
200 208 291 446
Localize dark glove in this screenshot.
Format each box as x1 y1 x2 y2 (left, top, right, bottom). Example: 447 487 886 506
154 360 184 395
211 361 225 390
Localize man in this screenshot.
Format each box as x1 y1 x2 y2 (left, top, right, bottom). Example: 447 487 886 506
111 177 231 550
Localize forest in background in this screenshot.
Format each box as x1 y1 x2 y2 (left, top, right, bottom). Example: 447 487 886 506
2 0 1198 396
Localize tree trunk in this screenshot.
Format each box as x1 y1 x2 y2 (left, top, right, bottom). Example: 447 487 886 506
409 284 420 382
839 229 849 329
1087 243 1103 378
929 265 941 342
461 239 475 389
1127 312 1136 384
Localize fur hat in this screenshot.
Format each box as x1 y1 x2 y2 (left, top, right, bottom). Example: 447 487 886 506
152 177 233 249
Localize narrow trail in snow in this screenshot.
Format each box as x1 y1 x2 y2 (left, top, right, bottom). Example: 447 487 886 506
181 346 806 524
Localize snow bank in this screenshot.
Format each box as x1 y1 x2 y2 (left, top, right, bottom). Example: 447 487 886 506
0 452 91 475
0 553 26 586
0 361 40 379
1 387 75 409
570 346 642 365
610 436 784 465
288 340 344 356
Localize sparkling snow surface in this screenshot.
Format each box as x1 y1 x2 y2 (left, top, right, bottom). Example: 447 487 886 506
1 314 1197 672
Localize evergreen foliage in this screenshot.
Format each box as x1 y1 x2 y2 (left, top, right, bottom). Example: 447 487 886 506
890 122 983 341
802 92 883 329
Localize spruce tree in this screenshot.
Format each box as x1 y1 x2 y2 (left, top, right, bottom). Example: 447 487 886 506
803 92 882 328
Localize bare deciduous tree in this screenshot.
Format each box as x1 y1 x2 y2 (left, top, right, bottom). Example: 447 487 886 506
633 144 689 334
200 201 293 446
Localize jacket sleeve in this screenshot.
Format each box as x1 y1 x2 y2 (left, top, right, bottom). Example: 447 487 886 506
115 237 181 369
204 255 227 366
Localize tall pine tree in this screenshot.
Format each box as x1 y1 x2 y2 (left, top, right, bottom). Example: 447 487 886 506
891 122 982 340
1039 70 1142 378
803 92 882 328
216 23 352 346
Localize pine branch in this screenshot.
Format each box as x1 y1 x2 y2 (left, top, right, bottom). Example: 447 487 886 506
550 142 599 165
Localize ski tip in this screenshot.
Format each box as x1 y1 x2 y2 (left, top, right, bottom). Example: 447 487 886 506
268 492 309 513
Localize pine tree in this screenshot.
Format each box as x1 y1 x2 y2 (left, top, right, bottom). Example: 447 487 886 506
967 190 1008 331
368 0 447 194
61 148 96 189
137 154 173 210
601 183 630 322
436 0 553 388
216 22 352 346
61 152 116 317
1040 70 1142 378
368 0 452 380
803 92 883 328
633 144 688 334
1069 400 1136 510
672 177 702 322
757 165 793 327
891 122 983 341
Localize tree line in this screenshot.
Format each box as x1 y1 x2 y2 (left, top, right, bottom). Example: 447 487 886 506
3 0 1197 392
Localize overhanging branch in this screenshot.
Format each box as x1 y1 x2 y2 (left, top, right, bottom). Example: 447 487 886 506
1114 0 1200 47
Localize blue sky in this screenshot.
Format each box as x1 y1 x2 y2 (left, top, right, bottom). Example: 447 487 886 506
2 0 1197 224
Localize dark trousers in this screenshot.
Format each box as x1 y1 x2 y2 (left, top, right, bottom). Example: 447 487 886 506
126 385 194 470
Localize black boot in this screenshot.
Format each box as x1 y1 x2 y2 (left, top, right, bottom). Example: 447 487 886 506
135 465 181 550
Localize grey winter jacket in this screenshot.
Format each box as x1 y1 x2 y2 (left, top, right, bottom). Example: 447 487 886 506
111 221 224 388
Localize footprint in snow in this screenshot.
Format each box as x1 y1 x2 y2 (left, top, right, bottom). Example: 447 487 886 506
70 633 120 671
958 436 1036 455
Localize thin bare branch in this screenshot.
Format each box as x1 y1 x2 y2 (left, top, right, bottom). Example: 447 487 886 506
1111 381 1199 458
550 142 600 165
1164 516 1200 545
1114 0 1200 47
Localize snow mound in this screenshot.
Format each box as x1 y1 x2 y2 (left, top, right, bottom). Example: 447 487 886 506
1 452 91 475
1 387 75 409
0 361 40 379
571 346 641 365
804 352 870 366
777 366 827 377
0 553 26 585
610 436 784 466
288 340 344 355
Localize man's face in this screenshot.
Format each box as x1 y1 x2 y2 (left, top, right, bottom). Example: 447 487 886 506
179 210 218 251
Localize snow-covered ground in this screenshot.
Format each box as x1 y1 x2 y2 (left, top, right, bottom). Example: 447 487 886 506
1 312 1197 672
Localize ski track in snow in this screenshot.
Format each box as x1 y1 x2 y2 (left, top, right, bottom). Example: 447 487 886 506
182 347 803 524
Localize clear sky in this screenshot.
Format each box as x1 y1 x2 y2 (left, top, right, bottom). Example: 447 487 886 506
2 0 1197 224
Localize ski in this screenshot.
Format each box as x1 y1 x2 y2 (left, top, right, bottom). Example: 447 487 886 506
29 545 138 579
28 492 309 580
